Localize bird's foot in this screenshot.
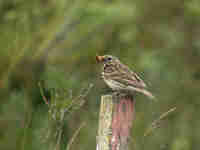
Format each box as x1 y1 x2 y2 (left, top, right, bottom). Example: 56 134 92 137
112 91 134 100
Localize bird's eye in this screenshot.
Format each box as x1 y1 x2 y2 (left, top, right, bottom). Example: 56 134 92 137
107 57 112 61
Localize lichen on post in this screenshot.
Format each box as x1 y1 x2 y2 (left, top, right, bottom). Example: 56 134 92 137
96 94 135 150
97 95 113 150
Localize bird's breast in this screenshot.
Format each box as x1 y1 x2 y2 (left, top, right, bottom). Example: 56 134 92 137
103 64 115 73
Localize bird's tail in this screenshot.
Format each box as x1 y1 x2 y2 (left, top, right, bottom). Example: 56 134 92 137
127 86 155 100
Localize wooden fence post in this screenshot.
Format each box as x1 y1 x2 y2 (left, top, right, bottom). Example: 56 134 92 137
96 94 135 150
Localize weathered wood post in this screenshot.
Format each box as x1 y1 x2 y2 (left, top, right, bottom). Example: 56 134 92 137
96 94 135 150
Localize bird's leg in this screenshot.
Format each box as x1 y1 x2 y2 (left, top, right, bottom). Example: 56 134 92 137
102 87 113 95
112 91 132 100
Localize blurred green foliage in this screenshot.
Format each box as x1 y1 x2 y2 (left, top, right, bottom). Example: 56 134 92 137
0 0 200 150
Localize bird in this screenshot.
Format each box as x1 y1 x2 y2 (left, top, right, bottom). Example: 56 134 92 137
96 55 155 99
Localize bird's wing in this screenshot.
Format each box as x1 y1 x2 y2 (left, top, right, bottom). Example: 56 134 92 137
103 63 146 88
116 62 147 88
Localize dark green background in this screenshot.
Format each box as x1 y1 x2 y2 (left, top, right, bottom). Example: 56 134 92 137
0 0 200 150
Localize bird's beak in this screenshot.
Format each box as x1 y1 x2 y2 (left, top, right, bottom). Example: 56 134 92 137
96 55 105 63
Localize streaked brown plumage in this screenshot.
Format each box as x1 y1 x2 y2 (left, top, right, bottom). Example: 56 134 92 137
96 55 154 99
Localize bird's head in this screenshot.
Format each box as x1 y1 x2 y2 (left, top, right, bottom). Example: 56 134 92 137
96 55 118 65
